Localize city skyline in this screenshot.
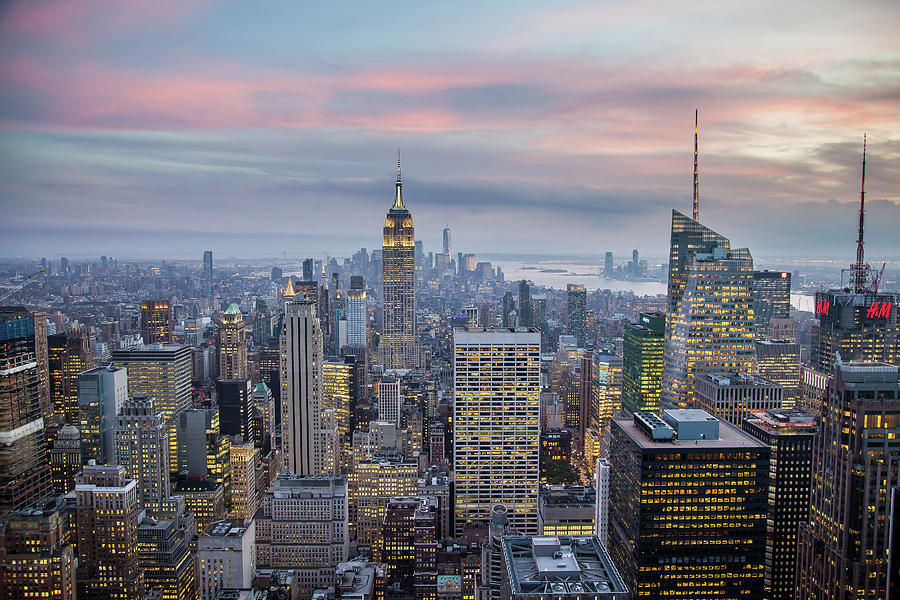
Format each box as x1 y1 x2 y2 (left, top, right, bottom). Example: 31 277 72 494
1 1 899 258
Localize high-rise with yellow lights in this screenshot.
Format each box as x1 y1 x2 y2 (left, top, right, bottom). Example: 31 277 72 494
218 303 248 380
113 344 191 475
380 157 418 369
453 327 541 536
48 324 92 424
662 211 756 407
141 299 174 344
75 464 144 600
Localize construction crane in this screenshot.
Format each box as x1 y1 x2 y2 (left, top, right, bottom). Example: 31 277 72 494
0 269 48 304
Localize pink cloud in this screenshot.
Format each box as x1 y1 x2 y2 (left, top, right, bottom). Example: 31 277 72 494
0 0 210 44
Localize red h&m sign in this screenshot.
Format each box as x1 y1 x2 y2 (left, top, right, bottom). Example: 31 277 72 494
815 298 830 318
865 301 893 320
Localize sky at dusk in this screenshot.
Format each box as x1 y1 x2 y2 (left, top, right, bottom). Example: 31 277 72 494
1 0 899 260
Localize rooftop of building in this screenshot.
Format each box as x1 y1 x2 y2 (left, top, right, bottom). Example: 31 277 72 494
112 343 189 354
203 518 252 538
744 409 818 434
502 536 628 598
539 485 596 506
81 364 126 374
453 327 541 344
224 303 241 315
335 560 385 598
698 372 780 388
620 410 767 450
270 473 347 497
172 478 222 494
837 361 899 384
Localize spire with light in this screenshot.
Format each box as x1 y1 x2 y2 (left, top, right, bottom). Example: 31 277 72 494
393 148 405 210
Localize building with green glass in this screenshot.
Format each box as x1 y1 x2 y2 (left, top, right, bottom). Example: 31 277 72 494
622 312 665 414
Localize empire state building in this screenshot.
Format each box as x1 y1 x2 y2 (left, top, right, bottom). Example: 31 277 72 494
380 156 418 369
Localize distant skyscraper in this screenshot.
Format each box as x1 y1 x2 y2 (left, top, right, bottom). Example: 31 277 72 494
217 378 253 443
48 325 92 424
378 374 402 425
632 249 639 275
751 270 791 339
203 250 213 294
608 410 768 598
49 424 82 494
228 442 259 519
218 303 248 380
251 381 275 454
322 361 352 442
622 312 665 414
0 307 52 512
454 328 541 535
662 211 756 407
280 299 328 475
75 465 143 600
380 158 418 369
755 339 801 408
604 252 613 276
501 291 515 327
78 365 128 464
742 409 817 600
346 276 367 349
590 353 622 435
141 299 174 344
566 284 588 347
443 225 451 254
518 280 533 327
303 258 314 281
797 363 900 600
114 395 171 510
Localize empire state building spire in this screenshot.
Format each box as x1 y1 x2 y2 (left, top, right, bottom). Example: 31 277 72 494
393 148 405 210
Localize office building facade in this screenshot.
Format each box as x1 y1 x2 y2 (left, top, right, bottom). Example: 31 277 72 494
622 312 665 414
218 303 248 380
742 409 817 600
141 299 174 344
78 365 128 464
796 363 900 600
453 328 541 535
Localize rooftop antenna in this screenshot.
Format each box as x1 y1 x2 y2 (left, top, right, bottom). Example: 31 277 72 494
852 134 868 293
393 147 405 209
693 109 700 222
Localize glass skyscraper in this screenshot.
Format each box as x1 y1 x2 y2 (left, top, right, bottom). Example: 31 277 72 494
663 211 756 407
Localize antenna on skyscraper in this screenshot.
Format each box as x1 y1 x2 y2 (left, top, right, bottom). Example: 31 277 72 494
693 109 700 222
851 134 868 293
854 133 866 292
397 147 401 182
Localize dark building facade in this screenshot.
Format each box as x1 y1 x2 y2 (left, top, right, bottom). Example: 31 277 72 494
796 363 900 600
216 378 253 443
608 410 768 598
742 409 817 600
